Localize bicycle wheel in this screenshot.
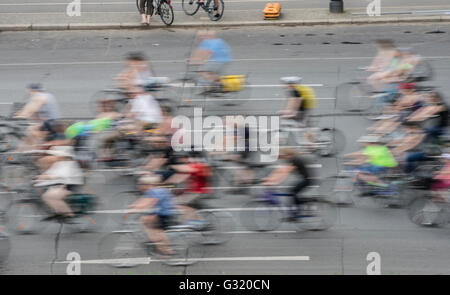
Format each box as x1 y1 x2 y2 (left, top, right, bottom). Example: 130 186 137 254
213 81 250 108
198 210 235 245
182 0 200 15
408 197 446 227
335 82 372 112
240 200 282 232
297 200 337 231
6 201 47 234
109 191 140 225
0 133 21 153
316 128 346 157
159 1 174 26
98 231 149 268
208 0 224 21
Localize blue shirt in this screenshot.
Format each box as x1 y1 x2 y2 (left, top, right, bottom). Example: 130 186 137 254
144 188 176 216
199 38 232 63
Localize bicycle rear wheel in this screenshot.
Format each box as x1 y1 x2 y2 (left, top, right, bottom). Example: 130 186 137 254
161 231 198 266
316 128 346 157
6 201 47 234
296 200 338 231
182 0 200 15
208 0 224 21
240 200 282 232
198 210 235 245
159 1 174 26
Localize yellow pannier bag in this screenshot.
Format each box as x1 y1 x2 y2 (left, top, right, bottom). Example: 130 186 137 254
221 75 246 92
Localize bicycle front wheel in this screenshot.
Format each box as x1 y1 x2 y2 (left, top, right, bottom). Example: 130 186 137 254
159 1 174 26
98 232 149 268
316 127 346 157
296 200 338 231
208 0 224 21
182 0 200 15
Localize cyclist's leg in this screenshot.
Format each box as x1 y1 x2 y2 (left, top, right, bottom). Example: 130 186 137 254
140 214 173 254
290 178 312 212
175 193 201 221
41 185 73 217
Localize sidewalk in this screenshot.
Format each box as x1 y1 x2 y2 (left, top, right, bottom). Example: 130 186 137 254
1 7 450 31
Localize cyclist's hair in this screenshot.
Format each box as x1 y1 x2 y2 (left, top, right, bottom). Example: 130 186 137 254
161 105 172 114
375 39 395 49
126 51 147 62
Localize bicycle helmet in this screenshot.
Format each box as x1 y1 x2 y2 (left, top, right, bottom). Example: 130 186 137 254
280 76 302 84
26 83 44 91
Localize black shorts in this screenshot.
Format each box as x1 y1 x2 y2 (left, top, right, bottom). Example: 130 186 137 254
66 184 83 193
158 215 174 230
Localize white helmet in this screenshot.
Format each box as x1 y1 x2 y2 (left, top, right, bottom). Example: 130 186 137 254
280 76 302 84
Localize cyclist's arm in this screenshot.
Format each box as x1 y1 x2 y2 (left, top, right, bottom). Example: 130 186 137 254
144 157 167 171
189 49 210 65
391 134 426 155
263 165 295 186
129 197 157 210
15 95 46 118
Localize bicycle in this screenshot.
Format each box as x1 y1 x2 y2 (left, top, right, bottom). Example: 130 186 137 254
279 118 346 157
240 180 338 232
110 189 235 245
135 0 174 26
98 211 201 268
5 183 106 234
182 0 224 21
90 77 177 116
176 64 250 107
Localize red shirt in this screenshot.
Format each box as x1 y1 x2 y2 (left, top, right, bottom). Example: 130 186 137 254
186 162 212 194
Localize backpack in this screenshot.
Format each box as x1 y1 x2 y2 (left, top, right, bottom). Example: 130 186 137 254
295 85 317 109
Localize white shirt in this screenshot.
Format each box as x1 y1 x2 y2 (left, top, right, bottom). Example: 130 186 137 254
41 160 84 185
130 94 162 124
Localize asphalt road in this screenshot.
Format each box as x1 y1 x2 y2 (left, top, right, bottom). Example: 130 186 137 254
1 23 450 275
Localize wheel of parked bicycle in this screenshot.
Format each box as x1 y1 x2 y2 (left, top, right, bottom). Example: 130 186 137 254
0 132 22 153
182 0 201 15
158 0 174 26
208 0 224 21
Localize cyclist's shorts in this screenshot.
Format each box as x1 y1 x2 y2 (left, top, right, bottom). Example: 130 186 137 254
158 215 174 230
359 164 387 174
155 170 176 182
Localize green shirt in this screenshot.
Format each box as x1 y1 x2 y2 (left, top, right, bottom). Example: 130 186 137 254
363 145 398 167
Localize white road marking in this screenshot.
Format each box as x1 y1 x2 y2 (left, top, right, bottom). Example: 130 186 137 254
2 56 450 67
54 255 310 265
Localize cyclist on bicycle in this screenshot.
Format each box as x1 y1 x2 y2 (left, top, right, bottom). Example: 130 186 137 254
188 30 232 92
14 83 61 150
35 145 84 221
279 76 311 125
129 175 177 255
116 52 155 95
262 148 315 221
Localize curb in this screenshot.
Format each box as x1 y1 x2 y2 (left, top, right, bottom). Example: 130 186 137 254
0 15 448 31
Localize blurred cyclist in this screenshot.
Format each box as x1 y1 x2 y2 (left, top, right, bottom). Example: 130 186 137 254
188 30 232 91
262 148 314 221
116 52 155 94
14 83 60 150
129 175 177 255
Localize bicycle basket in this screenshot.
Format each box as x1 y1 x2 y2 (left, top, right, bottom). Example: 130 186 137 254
220 75 246 92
